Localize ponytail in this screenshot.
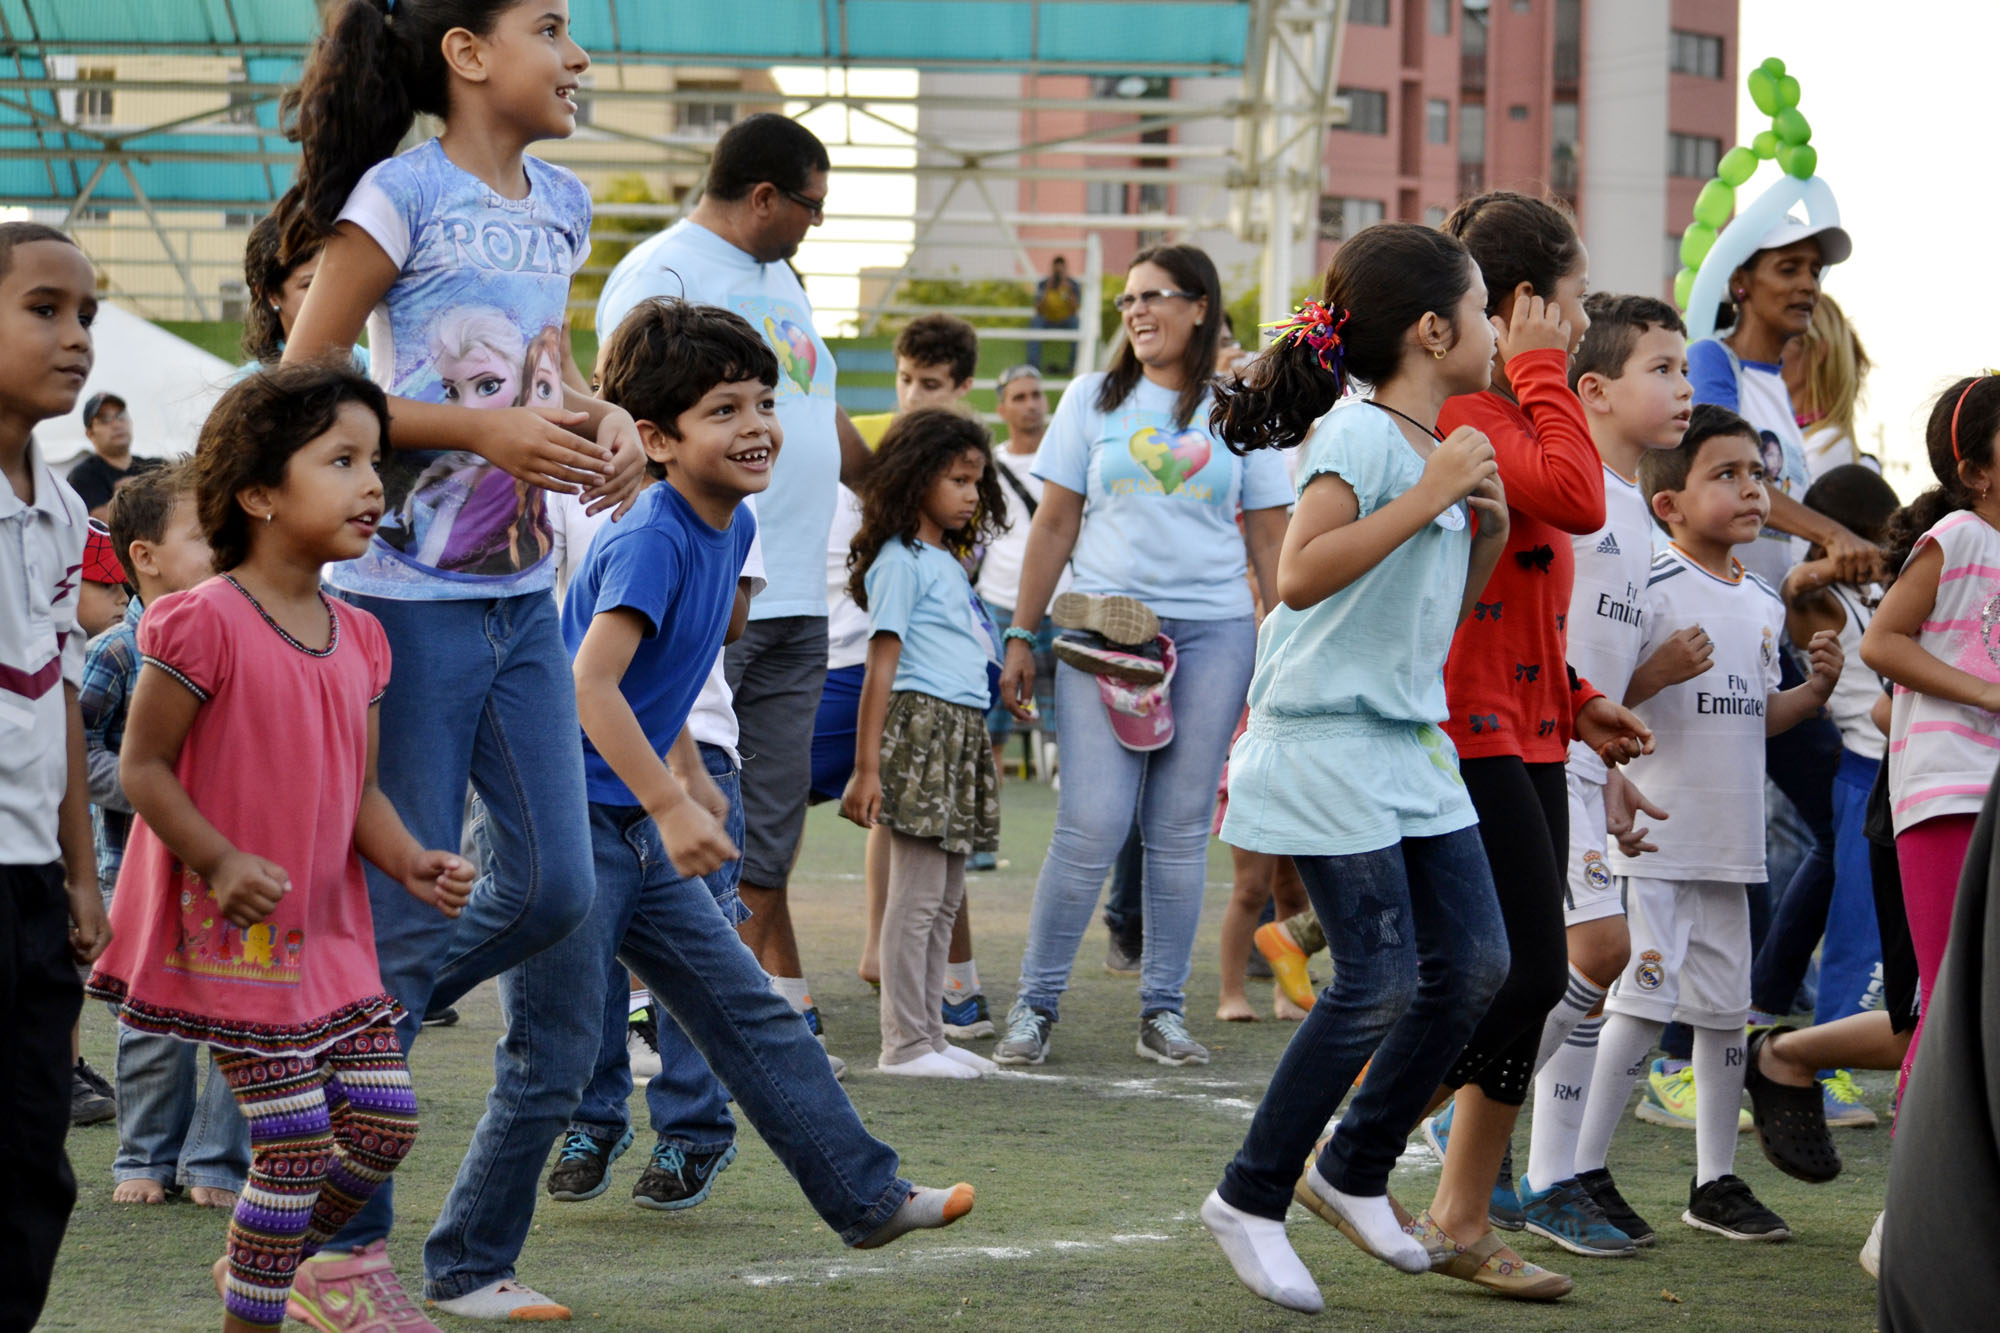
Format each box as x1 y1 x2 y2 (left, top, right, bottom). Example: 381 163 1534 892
1884 373 2000 579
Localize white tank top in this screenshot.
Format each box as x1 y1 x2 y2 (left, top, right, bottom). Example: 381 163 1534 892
1824 583 1882 760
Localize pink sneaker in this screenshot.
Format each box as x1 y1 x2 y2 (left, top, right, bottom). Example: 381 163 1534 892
286 1241 443 1332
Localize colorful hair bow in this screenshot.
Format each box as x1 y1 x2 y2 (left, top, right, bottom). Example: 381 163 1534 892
1263 299 1350 373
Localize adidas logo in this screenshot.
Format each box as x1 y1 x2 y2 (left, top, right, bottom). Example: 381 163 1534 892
1596 533 1621 555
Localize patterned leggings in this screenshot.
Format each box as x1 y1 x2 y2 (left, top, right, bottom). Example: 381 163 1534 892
211 1020 417 1328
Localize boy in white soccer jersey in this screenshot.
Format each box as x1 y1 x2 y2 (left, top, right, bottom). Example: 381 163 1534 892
1517 295 1696 1256
1568 404 1843 1245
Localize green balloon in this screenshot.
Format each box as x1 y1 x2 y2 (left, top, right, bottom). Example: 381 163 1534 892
1775 107 1811 146
1692 180 1734 229
1777 74 1801 109
1779 143 1818 180
1718 146 1758 186
1680 224 1716 269
1748 68 1778 116
1674 266 1697 310
1761 56 1786 77
1752 130 1780 159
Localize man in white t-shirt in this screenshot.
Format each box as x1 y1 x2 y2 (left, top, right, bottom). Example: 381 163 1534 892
596 115 871 1053
976 364 1065 766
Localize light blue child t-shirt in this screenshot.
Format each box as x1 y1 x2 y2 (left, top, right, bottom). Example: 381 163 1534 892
863 538 994 710
328 139 592 601
597 221 839 621
1032 373 1293 620
1219 401 1478 856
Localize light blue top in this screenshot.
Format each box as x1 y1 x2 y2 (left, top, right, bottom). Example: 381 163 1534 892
231 344 369 384
1032 372 1292 620
863 538 993 709
598 221 839 620
1218 402 1476 855
326 139 592 601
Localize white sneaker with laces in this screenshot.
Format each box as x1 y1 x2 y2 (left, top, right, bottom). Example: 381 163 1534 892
627 1028 662 1081
430 1278 571 1321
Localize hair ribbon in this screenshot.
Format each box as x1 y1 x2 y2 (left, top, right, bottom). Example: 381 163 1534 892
1263 299 1350 374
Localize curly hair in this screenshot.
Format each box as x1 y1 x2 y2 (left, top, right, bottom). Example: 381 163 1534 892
191 364 391 571
1884 375 2000 577
241 213 307 364
846 408 1007 608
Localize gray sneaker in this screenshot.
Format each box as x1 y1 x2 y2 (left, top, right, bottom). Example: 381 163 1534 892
994 1002 1054 1065
1138 1010 1209 1066
1104 928 1142 976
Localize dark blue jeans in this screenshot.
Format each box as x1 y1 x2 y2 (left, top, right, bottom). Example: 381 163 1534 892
1751 666 1843 1015
1218 829 1510 1218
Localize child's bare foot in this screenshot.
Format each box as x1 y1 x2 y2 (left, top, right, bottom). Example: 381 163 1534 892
113 1178 167 1204
212 1255 229 1297
1216 996 1258 1022
1273 991 1311 1022
189 1185 238 1209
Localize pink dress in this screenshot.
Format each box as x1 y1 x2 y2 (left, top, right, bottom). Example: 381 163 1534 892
87 575 400 1056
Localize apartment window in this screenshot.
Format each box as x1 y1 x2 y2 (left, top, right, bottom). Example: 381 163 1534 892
1426 98 1451 145
1086 181 1125 214
1317 195 1385 242
1429 0 1453 34
1424 205 1448 228
219 280 249 323
677 83 737 136
1508 104 1529 121
1665 233 1684 279
1670 30 1725 79
76 68 114 125
223 210 260 229
1511 0 1532 11
1341 87 1389 135
1668 131 1722 178
1350 0 1389 24
1459 103 1486 161
1550 100 1579 191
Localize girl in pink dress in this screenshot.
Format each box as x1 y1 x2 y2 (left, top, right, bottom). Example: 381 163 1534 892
87 364 473 1332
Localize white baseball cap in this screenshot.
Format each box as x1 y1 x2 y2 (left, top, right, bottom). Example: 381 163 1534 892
1753 213 1852 266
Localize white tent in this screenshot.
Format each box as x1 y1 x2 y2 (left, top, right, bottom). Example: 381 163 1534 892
42 303 234 472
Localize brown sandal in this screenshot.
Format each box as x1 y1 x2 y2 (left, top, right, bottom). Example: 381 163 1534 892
1407 1211 1573 1300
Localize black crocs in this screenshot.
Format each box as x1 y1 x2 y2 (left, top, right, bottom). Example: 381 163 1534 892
1744 1026 1841 1184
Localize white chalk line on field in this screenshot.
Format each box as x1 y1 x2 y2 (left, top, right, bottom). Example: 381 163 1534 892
737 1226 1184 1287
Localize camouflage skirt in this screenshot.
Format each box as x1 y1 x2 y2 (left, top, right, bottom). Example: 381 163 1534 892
878 690 1001 856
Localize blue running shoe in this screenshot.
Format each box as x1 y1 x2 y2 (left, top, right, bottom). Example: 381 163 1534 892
633 1141 738 1211
1422 1099 1455 1164
942 992 995 1038
1490 1143 1526 1231
1520 1177 1638 1257
545 1125 636 1202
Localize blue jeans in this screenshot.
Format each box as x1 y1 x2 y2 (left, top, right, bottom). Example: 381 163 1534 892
326 591 596 1252
1219 830 1510 1216
423 800 910 1298
1816 749 1885 1026
111 1029 249 1191
1014 615 1255 1018
573 745 747 1149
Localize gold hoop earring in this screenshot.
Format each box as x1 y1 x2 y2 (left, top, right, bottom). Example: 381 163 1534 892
1432 347 1446 360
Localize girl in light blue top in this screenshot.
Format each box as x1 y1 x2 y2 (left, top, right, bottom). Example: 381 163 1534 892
1197 223 1548 1314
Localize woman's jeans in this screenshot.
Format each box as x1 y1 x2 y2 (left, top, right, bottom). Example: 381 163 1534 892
1219 829 1510 1216
1014 615 1255 1019
111 1030 249 1191
323 591 597 1253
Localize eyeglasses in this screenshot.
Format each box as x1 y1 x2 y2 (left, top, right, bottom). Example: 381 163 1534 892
1113 288 1197 313
778 186 826 221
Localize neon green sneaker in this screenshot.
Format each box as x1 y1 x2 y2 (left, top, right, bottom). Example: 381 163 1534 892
1820 1069 1879 1128
1633 1058 1752 1132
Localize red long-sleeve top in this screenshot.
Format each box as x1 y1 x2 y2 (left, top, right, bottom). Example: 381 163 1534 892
1440 347 1606 763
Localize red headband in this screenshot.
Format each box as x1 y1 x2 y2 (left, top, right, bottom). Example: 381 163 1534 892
1951 375 1994 461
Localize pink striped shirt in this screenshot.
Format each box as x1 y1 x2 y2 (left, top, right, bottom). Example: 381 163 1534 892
1888 510 2000 832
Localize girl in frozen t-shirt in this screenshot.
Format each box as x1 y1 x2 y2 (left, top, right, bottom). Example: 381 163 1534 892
271 0 644 1320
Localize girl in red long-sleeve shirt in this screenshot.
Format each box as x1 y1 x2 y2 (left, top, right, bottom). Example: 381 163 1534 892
1416 193 1652 1294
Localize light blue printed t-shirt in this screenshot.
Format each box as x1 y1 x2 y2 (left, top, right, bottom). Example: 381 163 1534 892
329 139 591 601
1032 373 1292 620
1219 402 1477 856
863 539 993 710
597 221 839 620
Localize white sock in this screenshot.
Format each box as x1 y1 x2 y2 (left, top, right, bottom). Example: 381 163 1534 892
1692 1025 1745 1186
1200 1191 1324 1314
1534 965 1607 1070
1573 1012 1660 1175
938 1044 998 1074
1525 1015 1602 1192
768 974 812 1012
878 1050 978 1079
627 988 650 1016
944 959 980 998
1303 1162 1429 1274
855 1182 975 1249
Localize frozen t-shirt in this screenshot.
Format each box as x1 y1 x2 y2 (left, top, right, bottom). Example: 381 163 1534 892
597 221 838 620
1032 373 1291 620
864 538 993 709
1688 338 1811 588
561 483 757 806
330 139 591 601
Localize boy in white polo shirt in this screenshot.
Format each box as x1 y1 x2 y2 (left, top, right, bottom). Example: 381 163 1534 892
1569 404 1843 1245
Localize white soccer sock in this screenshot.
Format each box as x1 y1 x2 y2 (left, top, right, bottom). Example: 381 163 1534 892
1303 1162 1430 1274
1692 1025 1745 1187
944 959 981 998
767 974 812 1012
1572 1012 1660 1175
1525 1015 1602 1192
938 1044 999 1074
1200 1191 1325 1314
877 1050 978 1079
627 988 651 1016
1534 964 1607 1071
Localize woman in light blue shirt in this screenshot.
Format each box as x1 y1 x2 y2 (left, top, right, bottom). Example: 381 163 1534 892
992 244 1290 1069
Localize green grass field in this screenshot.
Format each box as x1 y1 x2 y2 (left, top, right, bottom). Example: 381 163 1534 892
50 782 1889 1331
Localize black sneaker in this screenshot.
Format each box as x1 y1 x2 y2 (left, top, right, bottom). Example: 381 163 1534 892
1576 1167 1655 1246
1683 1174 1790 1241
632 1141 738 1211
1490 1142 1527 1231
422 1005 460 1027
71 1062 115 1126
546 1125 635 1202
77 1057 113 1099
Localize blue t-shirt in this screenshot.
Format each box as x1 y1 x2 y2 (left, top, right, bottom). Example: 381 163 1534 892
1032 373 1292 620
561 482 757 806
863 538 993 709
597 221 838 621
328 138 592 601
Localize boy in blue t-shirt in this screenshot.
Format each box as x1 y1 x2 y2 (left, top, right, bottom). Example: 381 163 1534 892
456 300 972 1310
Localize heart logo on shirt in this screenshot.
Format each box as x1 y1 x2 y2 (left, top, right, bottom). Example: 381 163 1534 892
762 316 817 393
1127 427 1211 495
